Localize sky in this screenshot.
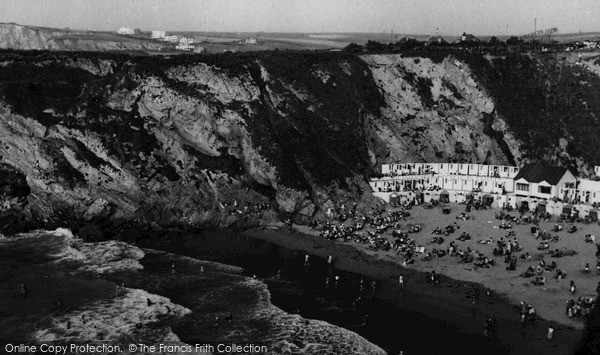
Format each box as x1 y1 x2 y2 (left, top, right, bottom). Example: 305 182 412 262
0 0 599 36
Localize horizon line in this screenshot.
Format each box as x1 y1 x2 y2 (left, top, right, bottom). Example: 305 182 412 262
3 22 600 40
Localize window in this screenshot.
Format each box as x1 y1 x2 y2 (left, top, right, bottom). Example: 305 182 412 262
538 186 552 194
516 183 529 191
538 186 551 194
504 167 508 172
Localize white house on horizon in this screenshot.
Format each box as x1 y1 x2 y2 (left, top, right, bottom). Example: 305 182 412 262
151 30 166 39
117 27 140 35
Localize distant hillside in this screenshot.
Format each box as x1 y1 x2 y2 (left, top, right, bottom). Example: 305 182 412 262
0 23 168 52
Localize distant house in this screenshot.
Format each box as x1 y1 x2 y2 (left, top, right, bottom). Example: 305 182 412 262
513 164 577 199
175 43 195 51
151 31 166 39
245 37 257 45
163 35 179 42
456 32 480 43
117 27 140 35
426 36 447 45
179 37 195 44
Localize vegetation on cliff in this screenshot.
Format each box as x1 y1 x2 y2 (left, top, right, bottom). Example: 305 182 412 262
2 49 600 234
460 52 600 172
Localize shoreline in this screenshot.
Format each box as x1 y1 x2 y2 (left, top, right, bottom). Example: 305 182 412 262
255 204 599 330
242 222 584 354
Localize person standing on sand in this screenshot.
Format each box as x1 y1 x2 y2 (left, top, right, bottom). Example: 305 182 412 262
327 254 333 266
520 302 528 326
470 285 479 304
398 275 404 288
304 254 310 267
20 284 28 299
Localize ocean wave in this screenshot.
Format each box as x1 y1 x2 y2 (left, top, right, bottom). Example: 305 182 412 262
236 278 386 355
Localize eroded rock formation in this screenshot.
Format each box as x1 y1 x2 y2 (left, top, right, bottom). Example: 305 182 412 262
2 50 600 233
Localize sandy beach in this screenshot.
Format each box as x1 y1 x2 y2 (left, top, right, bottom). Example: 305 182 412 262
243 203 598 353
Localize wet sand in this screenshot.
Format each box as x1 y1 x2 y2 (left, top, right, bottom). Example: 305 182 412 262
243 204 591 354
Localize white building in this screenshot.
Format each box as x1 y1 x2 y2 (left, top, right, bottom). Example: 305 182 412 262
513 164 577 200
245 37 257 44
559 178 600 205
381 163 519 179
151 31 166 39
370 162 518 204
117 27 140 35
163 35 179 43
179 37 195 44
176 43 195 51
372 161 600 218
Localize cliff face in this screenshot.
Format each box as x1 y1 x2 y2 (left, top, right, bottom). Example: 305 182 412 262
363 54 519 166
1 50 599 233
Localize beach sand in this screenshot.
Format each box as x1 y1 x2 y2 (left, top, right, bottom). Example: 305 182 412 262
243 203 596 353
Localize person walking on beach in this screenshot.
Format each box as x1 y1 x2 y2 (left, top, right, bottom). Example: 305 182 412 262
570 280 577 294
20 284 28 299
327 254 333 266
304 254 310 267
470 285 479 304
483 318 493 339
398 275 404 288
520 302 528 327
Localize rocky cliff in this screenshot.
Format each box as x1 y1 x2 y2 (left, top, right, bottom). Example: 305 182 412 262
2 50 600 235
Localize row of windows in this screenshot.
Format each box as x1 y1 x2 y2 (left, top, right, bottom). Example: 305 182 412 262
387 164 518 172
516 183 552 194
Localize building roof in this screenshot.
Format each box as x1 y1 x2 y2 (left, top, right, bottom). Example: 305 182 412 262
427 35 448 44
513 164 570 185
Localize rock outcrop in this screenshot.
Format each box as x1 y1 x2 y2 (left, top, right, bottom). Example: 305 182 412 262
2 50 600 233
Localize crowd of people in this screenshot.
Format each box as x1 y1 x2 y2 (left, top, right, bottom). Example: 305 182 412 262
307 195 600 330
566 297 595 319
